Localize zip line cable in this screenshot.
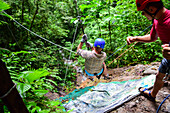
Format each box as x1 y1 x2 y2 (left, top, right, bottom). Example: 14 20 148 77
106 24 153 61
2 11 76 54
62 0 81 89
63 0 88 89
63 21 79 89
2 11 78 90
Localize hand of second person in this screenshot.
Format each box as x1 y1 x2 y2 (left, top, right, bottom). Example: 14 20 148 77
127 36 136 45
162 44 170 60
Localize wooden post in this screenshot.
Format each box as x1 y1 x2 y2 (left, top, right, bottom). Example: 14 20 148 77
0 100 4 113
0 59 29 113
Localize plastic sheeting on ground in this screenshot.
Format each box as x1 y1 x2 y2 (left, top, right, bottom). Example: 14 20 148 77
60 75 156 113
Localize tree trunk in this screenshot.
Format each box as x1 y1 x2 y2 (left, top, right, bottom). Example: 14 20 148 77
0 60 29 113
108 0 112 50
0 100 4 113
21 0 25 23
30 0 39 31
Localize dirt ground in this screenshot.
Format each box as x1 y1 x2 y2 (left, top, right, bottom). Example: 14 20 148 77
107 62 170 113
45 62 170 113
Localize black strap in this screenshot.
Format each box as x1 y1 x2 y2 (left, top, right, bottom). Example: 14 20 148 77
96 74 101 79
144 7 161 22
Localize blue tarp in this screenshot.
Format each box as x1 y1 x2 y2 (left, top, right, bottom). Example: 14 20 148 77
61 75 156 113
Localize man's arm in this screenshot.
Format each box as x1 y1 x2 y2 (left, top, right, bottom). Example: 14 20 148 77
77 34 88 52
77 42 84 52
127 25 158 45
127 34 157 45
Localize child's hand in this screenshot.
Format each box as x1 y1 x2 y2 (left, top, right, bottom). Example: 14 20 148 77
86 42 93 48
81 34 88 43
162 44 170 60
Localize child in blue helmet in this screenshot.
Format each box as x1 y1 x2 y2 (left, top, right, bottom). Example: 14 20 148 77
77 34 110 88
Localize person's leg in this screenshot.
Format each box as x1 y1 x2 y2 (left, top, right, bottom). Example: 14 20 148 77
139 72 165 98
77 73 95 89
139 58 169 98
102 62 111 79
103 62 107 76
151 72 165 97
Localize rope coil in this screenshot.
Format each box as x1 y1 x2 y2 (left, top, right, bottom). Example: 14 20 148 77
0 83 17 99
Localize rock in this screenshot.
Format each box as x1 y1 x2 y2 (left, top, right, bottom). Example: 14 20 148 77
129 102 136 108
59 91 66 96
136 100 139 103
143 66 158 75
76 74 87 86
166 104 170 112
44 92 59 100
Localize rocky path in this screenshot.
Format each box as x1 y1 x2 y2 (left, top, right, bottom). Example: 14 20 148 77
45 62 170 113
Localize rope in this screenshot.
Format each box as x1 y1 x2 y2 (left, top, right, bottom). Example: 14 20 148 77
106 24 153 61
2 11 76 54
0 83 16 99
106 44 127 60
63 0 81 89
156 94 170 113
63 22 79 89
107 42 138 67
107 29 151 67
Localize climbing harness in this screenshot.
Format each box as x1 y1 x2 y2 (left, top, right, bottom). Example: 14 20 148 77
85 68 103 77
106 24 153 61
0 83 16 99
156 94 170 113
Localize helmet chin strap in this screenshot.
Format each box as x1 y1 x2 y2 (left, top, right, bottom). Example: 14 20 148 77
144 7 161 23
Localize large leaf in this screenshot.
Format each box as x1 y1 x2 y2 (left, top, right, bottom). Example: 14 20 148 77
17 83 31 94
0 0 10 11
33 89 49 97
23 70 50 83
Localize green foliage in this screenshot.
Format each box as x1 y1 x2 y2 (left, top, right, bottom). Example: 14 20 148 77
75 0 169 68
0 49 73 112
19 69 50 83
0 0 12 24
0 0 10 11
0 0 170 112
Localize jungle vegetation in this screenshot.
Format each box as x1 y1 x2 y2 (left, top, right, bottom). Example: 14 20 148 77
0 0 169 112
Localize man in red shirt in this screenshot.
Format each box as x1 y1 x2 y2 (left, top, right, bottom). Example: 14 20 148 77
127 0 170 101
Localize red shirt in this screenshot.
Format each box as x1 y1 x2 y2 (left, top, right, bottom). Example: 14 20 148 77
150 9 170 44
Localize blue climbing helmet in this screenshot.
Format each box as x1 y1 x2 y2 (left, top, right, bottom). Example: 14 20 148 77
94 38 105 49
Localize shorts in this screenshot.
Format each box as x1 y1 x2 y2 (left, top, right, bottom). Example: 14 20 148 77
158 58 170 74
